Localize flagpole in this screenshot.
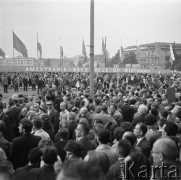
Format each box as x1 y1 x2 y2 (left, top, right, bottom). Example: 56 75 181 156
90 0 94 99
105 36 106 68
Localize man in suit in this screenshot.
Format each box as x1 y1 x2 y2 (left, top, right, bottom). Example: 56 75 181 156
134 122 151 159
0 102 12 141
11 119 41 169
29 146 57 180
6 99 21 139
75 122 96 158
46 100 60 134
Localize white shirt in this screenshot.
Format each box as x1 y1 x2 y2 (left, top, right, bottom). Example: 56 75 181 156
34 129 50 139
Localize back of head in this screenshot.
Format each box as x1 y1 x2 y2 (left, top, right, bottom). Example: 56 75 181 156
101 104 108 113
28 147 42 165
42 146 58 165
79 122 90 136
118 139 131 158
164 121 178 136
153 137 179 161
20 118 33 133
113 127 125 141
59 128 69 140
97 128 110 144
32 116 43 129
38 138 53 151
144 114 157 126
122 131 137 147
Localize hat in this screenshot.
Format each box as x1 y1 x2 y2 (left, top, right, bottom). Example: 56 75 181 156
46 100 53 105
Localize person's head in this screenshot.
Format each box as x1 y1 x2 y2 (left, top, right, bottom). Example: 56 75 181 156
32 116 43 131
134 123 147 138
163 121 178 137
110 103 117 114
0 102 3 113
157 118 167 130
118 139 131 158
60 102 66 111
57 160 104 180
97 128 111 145
75 122 90 138
0 160 14 178
84 151 110 175
159 109 169 119
28 96 33 102
0 148 7 161
19 118 33 134
122 131 137 147
21 107 28 116
144 114 157 129
59 128 69 141
152 138 179 166
28 147 42 165
68 112 77 122
137 104 148 115
38 138 53 152
46 100 54 110
150 107 159 117
121 122 133 132
101 104 108 113
33 103 40 113
64 140 83 160
0 120 5 136
113 127 125 141
42 146 58 165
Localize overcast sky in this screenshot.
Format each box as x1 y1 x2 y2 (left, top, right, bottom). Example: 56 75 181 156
0 0 181 58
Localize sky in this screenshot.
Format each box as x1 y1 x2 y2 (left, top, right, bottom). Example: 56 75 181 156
0 0 181 59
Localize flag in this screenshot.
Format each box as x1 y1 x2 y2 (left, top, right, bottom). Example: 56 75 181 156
0 48 5 58
170 43 175 65
102 37 109 57
37 42 42 57
13 32 28 57
155 43 165 65
60 46 63 59
82 40 87 58
120 46 124 63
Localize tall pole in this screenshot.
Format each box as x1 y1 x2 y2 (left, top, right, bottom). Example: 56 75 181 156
12 31 14 59
105 36 106 68
90 0 94 99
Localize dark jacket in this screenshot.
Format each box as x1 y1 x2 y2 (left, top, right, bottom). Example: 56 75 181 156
0 112 13 141
11 133 41 169
49 109 60 134
6 106 21 138
29 165 56 180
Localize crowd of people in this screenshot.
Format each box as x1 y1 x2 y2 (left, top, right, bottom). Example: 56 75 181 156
0 71 181 180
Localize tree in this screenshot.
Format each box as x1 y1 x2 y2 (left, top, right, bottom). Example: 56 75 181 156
123 52 138 64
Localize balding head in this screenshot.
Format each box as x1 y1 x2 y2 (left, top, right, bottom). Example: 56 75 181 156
152 138 179 165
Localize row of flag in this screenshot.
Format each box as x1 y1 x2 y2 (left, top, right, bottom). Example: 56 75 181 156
0 32 176 66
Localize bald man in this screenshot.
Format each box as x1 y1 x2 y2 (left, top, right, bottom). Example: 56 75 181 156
151 138 181 180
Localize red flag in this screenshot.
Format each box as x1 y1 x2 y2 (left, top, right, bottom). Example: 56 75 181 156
13 32 28 57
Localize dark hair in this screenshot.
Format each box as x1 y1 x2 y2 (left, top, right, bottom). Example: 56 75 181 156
144 114 157 126
42 146 58 164
137 123 147 136
101 104 108 112
97 128 110 144
121 122 133 132
114 127 125 141
123 132 137 147
151 107 159 117
164 121 178 136
160 109 169 119
79 122 90 136
28 147 42 165
88 98 93 104
59 128 69 140
64 140 83 158
32 117 43 129
0 160 13 176
158 118 167 128
118 139 131 157
20 118 33 133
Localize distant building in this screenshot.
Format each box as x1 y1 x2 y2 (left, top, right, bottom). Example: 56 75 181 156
124 42 181 69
